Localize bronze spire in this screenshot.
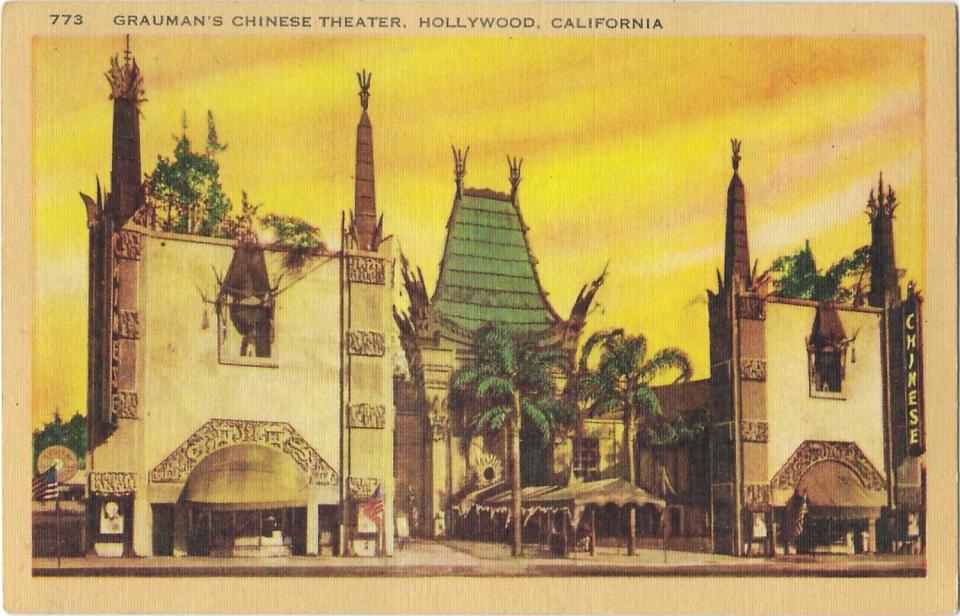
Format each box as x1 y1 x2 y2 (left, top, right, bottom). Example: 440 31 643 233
352 69 379 250
105 35 144 225
723 139 751 288
452 146 469 198
866 172 901 308
507 155 522 200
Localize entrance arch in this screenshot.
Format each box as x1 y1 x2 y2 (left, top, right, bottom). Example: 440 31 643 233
150 418 337 486
182 444 313 557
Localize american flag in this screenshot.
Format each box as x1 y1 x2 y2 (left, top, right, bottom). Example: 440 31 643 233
32 465 59 501
363 485 384 526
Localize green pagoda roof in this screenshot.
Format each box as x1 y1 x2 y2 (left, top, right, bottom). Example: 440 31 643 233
432 188 559 333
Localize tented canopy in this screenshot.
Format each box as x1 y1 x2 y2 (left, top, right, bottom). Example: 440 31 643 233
531 478 666 509
797 461 885 509
477 478 666 512
184 444 311 510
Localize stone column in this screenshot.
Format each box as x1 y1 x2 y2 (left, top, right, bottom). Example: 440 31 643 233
868 518 878 554
132 488 153 556
306 491 320 556
172 501 189 557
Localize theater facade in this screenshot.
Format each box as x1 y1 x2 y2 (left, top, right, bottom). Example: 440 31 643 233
82 46 396 557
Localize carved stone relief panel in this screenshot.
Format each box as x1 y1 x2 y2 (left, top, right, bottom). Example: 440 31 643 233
348 476 380 500
347 330 386 357
89 471 137 495
743 482 771 508
740 420 769 443
347 256 386 285
740 358 767 381
115 309 141 339
114 230 142 260
150 419 338 486
348 403 386 429
112 391 139 419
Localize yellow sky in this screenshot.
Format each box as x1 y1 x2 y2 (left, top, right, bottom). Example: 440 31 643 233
32 35 925 428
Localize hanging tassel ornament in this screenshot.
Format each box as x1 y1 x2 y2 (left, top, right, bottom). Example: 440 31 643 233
201 308 209 330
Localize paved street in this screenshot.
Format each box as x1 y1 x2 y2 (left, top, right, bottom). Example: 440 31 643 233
33 539 924 577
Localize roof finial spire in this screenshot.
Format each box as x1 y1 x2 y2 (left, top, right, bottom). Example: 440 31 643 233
507 155 523 199
357 69 372 111
452 145 469 197
731 138 742 172
124 33 132 66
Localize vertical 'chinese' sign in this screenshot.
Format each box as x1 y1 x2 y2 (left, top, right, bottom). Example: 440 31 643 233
903 292 925 456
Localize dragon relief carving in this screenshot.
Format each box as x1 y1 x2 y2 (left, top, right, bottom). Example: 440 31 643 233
150 419 338 486
771 440 885 491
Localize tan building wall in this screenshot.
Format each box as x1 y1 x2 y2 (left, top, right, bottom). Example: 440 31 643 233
89 226 398 557
764 300 887 504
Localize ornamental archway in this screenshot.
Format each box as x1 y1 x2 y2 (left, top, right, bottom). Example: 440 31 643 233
771 440 885 493
150 419 338 486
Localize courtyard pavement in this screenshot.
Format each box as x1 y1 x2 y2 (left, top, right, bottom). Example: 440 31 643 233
33 539 925 577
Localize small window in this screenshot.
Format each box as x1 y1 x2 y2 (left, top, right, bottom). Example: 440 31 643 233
807 307 850 398
572 437 600 481
218 246 277 366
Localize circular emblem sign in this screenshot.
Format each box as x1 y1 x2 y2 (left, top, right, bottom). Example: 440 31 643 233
36 445 78 483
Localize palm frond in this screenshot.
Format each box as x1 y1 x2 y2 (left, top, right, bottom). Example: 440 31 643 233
473 405 511 432
638 348 693 384
450 365 481 391
476 376 514 400
633 386 663 417
577 329 623 374
522 398 552 441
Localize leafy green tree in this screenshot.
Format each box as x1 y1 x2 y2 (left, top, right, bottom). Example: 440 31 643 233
260 214 323 249
451 324 573 556
143 111 232 236
575 330 692 555
769 241 870 302
32 411 86 472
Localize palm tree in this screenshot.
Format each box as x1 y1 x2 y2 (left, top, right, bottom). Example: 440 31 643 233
451 324 572 556
575 329 692 555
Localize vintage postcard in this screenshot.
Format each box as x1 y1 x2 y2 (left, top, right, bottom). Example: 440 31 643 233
3 1 957 613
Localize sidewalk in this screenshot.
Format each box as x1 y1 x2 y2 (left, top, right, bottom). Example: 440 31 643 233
33 539 925 577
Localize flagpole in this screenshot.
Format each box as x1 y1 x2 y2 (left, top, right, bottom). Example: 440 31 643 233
55 484 61 568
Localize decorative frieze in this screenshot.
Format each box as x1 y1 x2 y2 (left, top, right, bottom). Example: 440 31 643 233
348 403 386 429
347 256 386 285
150 419 338 486
114 230 142 260
743 483 771 507
115 309 140 339
348 476 380 500
346 330 386 357
89 471 137 495
112 391 139 419
740 358 767 381
771 440 885 491
740 420 769 443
